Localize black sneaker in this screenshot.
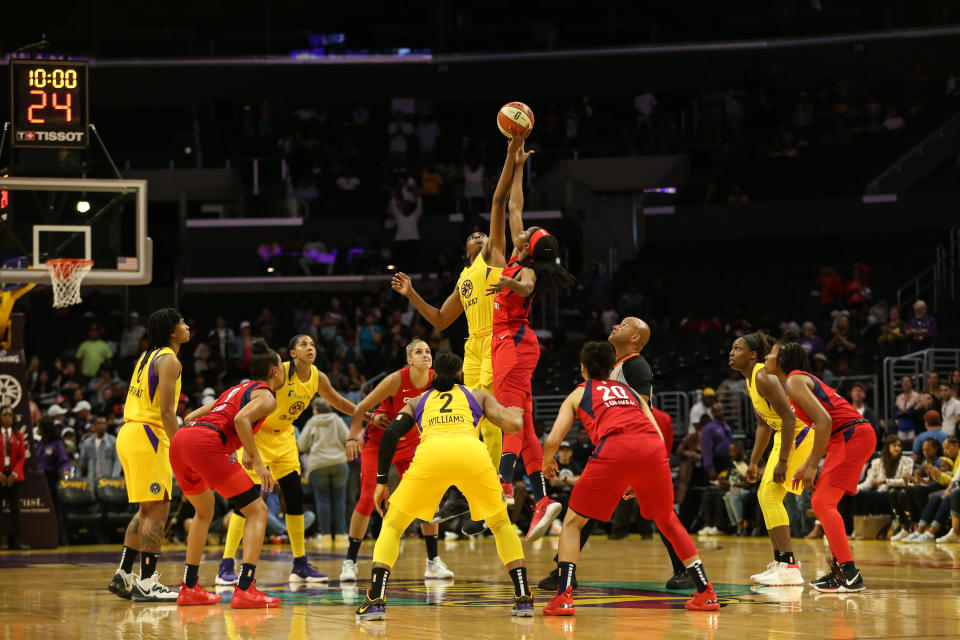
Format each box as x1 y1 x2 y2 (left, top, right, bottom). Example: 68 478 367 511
665 571 695 590
461 518 488 537
537 567 578 591
810 558 842 593
836 565 866 592
108 570 137 599
511 594 534 617
355 595 386 621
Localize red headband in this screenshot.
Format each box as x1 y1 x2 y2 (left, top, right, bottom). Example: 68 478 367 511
528 228 550 255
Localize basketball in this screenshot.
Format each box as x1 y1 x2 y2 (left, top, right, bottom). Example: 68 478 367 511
497 102 534 138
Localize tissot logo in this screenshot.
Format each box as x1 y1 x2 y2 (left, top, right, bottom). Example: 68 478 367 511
16 130 85 142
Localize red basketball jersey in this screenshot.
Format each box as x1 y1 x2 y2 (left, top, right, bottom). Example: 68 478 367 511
493 257 534 330
367 367 434 448
786 370 863 437
651 406 674 454
198 380 273 451
576 378 661 443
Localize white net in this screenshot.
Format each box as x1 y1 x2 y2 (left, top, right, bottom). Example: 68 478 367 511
47 259 94 308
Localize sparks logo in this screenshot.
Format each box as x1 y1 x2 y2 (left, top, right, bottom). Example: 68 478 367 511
460 280 473 298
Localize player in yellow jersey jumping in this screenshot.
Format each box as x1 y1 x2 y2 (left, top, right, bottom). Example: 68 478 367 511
216 333 363 585
391 134 528 533
729 332 814 586
109 308 190 602
354 351 532 621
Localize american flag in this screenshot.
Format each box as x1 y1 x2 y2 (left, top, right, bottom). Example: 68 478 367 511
117 256 138 271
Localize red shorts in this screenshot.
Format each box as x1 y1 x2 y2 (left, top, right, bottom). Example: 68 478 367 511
492 323 539 408
568 433 674 522
169 427 253 499
817 422 877 495
354 437 417 516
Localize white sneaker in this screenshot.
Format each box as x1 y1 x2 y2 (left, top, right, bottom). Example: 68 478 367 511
130 572 178 602
755 563 804 586
697 526 713 535
936 530 960 543
340 559 358 582
890 528 910 541
549 519 563 536
107 569 138 599
903 531 921 542
750 561 778 582
913 531 936 543
424 557 455 580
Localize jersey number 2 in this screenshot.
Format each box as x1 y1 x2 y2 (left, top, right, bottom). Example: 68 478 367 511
438 393 454 413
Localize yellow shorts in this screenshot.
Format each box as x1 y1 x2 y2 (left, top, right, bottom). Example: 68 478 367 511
239 429 301 483
463 333 493 390
761 426 816 495
389 435 506 522
117 422 172 503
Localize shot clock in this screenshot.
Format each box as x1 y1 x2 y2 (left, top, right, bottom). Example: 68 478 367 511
10 59 89 149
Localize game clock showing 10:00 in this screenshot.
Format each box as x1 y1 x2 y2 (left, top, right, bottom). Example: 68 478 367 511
10 59 89 149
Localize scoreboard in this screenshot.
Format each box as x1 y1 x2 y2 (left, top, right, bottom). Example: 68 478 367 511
9 59 89 149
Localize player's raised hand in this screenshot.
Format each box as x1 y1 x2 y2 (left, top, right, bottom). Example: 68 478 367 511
485 275 513 296
370 412 391 428
374 483 391 517
391 272 413 296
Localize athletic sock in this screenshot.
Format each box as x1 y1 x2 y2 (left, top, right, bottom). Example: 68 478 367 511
839 560 857 581
529 471 547 504
348 537 363 563
557 561 576 594
119 545 138 574
287 514 306 557
369 567 390 600
238 563 257 590
184 564 200 588
775 550 796 566
773 549 782 563
508 567 530 598
685 560 709 594
424 534 438 561
499 453 518 484
223 513 245 560
140 552 159 578
662 535 686 574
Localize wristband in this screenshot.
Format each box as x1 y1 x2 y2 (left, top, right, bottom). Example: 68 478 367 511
376 473 388 484
347 438 358 443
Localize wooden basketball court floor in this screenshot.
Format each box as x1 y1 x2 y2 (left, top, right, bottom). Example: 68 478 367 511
0 534 956 639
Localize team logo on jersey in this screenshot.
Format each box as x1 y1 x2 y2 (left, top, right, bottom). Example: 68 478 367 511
149 482 162 495
461 280 473 298
289 401 305 415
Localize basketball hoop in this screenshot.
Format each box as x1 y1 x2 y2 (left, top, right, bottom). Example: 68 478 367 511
47 258 94 308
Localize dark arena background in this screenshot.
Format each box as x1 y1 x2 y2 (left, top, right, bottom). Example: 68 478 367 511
0 2 959 638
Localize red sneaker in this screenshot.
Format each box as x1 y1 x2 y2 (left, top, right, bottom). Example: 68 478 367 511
684 584 720 611
526 497 563 542
177 581 222 606
231 581 281 609
502 482 515 506
543 587 576 616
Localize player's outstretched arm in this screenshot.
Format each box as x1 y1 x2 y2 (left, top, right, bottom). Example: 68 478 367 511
507 134 534 250
154 353 182 441
542 389 582 473
184 399 217 424
233 388 279 493
488 136 525 262
317 370 360 417
392 272 464 330
347 371 401 460
474 390 523 434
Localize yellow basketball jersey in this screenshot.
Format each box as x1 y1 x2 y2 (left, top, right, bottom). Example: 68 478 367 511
261 362 319 435
124 347 182 442
746 362 807 432
413 385 483 442
457 253 502 337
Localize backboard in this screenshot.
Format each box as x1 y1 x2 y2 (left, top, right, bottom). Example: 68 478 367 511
0 177 151 285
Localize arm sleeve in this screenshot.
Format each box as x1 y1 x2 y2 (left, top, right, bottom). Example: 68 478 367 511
377 413 416 483
621 356 653 398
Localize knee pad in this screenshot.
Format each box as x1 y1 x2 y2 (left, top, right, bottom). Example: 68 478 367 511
277 472 304 515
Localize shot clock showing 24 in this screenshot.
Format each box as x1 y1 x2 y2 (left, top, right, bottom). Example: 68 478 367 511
9 59 89 149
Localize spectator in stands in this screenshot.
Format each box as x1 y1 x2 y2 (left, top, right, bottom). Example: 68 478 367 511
913 410 946 458
420 164 443 215
906 300 937 353
877 307 908 357
0 406 28 549
701 404 732 480
118 312 146 368
547 441 581 521
848 382 881 445
87 365 122 406
70 401 94 434
950 369 960 389
387 112 414 165
31 368 60 411
676 414 707 505
890 436 944 540
894 376 921 441
461 158 486 215
389 195 423 273
58 360 81 396
845 263 871 306
634 83 657 141
799 321 826 357
923 371 941 395
298 397 350 542
78 415 120 482
856 435 913 524
357 313 383 377
76 324 114 379
916 391 941 423
720 442 753 535
816 266 845 311
571 427 594 469
35 417 72 519
688 388 716 434
208 316 235 361
939 382 960 437
415 112 441 162
826 314 859 373
906 436 959 542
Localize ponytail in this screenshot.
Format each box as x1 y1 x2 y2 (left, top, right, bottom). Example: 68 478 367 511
523 227 576 296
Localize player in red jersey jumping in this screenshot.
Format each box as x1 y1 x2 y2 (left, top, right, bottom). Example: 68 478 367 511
541 341 720 615
169 339 285 609
342 339 454 581
765 338 874 593
486 138 576 542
